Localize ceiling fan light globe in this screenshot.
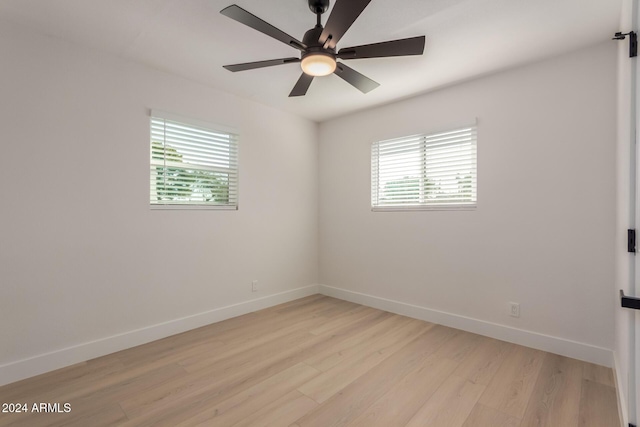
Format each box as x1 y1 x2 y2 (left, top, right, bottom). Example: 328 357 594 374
301 54 336 76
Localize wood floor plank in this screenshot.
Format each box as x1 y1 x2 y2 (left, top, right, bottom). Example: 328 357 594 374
174 363 320 427
28 344 207 408
118 330 316 420
294 325 458 427
180 328 314 376
578 379 619 427
264 295 328 313
429 330 483 364
520 353 582 427
582 362 615 388
298 318 431 403
478 344 545 419
115 334 227 368
117 352 310 426
269 295 333 315
313 300 361 318
180 307 389 375
404 374 486 427
115 322 239 366
347 356 459 427
308 306 375 336
41 363 188 425
452 337 512 386
462 403 521 427
303 313 405 372
287 309 395 359
206 301 331 346
178 319 318 372
117 306 394 426
229 390 317 427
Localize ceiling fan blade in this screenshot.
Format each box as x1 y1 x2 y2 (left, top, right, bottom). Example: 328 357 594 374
338 36 426 60
221 5 306 51
289 73 314 97
334 63 379 93
319 0 372 50
224 57 300 72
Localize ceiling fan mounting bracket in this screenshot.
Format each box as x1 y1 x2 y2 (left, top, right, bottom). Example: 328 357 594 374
308 0 330 15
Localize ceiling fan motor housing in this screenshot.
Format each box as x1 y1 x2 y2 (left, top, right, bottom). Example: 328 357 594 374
301 25 336 76
303 26 334 52
301 26 336 64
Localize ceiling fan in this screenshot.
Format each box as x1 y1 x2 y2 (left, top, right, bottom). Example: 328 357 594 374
220 0 426 97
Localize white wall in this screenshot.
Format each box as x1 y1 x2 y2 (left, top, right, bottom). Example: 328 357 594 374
319 43 617 363
0 21 318 384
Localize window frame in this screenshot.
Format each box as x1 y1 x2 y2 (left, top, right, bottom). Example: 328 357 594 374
371 124 477 212
149 110 239 210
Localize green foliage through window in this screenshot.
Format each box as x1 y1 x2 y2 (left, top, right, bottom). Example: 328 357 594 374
150 117 238 208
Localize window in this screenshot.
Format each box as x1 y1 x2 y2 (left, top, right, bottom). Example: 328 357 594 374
371 125 477 210
150 113 238 209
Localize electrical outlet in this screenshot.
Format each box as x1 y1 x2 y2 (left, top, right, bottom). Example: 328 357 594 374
508 302 520 318
252 280 258 292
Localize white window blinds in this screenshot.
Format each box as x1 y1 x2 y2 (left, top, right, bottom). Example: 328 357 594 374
150 115 238 209
371 125 477 210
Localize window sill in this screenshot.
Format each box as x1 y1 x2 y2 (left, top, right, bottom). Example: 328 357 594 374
150 204 238 210
372 204 476 212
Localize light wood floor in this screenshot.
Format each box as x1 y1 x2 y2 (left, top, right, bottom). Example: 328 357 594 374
0 295 620 427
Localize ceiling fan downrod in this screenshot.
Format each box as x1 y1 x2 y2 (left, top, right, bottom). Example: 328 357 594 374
309 0 329 26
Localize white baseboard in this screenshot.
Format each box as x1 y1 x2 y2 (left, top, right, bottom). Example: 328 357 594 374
2 283 614 388
0 284 320 387
319 284 613 367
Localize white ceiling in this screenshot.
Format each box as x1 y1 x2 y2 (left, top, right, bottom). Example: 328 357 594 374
0 0 623 122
